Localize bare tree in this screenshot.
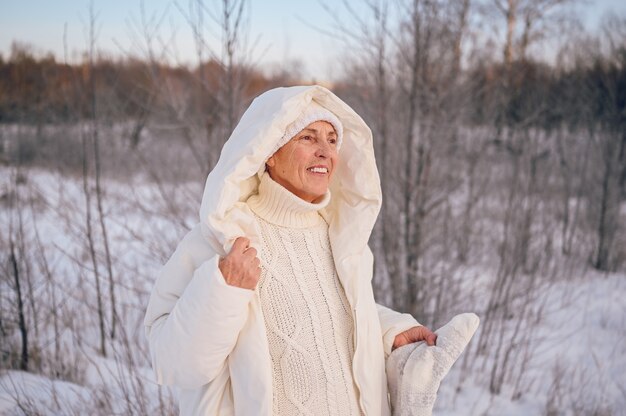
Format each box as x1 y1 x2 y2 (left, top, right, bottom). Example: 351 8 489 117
490 0 576 66
80 2 108 356
8 233 28 371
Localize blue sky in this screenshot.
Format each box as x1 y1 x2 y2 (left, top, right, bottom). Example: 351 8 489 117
1 0 625 81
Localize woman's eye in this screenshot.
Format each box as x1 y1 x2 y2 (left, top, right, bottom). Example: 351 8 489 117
301 135 312 141
329 138 337 145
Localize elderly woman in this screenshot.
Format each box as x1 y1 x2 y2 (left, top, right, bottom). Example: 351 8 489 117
144 85 476 415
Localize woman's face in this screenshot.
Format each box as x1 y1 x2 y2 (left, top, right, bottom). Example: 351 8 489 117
266 120 339 203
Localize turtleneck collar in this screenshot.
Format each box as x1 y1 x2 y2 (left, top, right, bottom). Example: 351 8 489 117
247 172 330 229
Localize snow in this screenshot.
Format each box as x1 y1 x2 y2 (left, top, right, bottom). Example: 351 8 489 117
435 272 626 415
1 166 625 415
0 371 92 415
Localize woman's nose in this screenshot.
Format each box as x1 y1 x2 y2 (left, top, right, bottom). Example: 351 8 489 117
315 140 333 157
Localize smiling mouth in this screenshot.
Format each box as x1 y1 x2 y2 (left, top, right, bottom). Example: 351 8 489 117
307 167 329 174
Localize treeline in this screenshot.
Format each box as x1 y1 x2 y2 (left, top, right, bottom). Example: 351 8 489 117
0 43 288 125
2 42 624 135
466 56 626 134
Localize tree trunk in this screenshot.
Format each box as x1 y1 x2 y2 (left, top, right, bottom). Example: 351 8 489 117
10 238 28 371
504 0 517 67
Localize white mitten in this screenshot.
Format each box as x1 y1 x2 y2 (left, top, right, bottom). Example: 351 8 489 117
386 313 480 416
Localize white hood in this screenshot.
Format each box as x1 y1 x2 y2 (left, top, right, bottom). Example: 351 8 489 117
199 85 382 298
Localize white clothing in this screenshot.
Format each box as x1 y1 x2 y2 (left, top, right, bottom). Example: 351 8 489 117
248 172 362 415
144 85 420 415
386 313 480 416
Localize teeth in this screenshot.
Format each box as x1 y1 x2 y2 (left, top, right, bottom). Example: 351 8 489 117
308 167 328 173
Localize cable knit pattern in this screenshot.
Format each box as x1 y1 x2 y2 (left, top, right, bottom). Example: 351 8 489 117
246 173 362 416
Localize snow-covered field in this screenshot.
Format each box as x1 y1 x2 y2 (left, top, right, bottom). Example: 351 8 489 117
437 272 626 415
1 166 624 415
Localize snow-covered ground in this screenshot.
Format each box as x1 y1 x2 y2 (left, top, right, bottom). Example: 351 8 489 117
1 166 624 415
436 272 626 415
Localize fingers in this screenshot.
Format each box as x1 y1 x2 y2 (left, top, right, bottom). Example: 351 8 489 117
243 246 257 258
219 236 262 290
231 237 258 260
232 236 251 253
420 326 437 346
392 326 438 350
426 332 437 346
392 332 409 351
243 253 260 271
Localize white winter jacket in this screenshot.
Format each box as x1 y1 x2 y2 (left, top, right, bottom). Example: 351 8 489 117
144 85 420 415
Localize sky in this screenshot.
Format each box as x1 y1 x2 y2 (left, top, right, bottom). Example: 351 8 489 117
1 0 626 81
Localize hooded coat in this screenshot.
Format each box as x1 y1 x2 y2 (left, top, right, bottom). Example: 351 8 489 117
144 85 420 415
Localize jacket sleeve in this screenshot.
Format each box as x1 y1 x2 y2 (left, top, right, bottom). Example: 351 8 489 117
376 303 421 358
144 238 255 389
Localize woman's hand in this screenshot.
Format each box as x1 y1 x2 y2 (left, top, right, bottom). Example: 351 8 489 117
392 326 437 351
218 237 261 290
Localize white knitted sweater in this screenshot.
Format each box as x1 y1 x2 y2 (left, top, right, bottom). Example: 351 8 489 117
246 173 363 416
